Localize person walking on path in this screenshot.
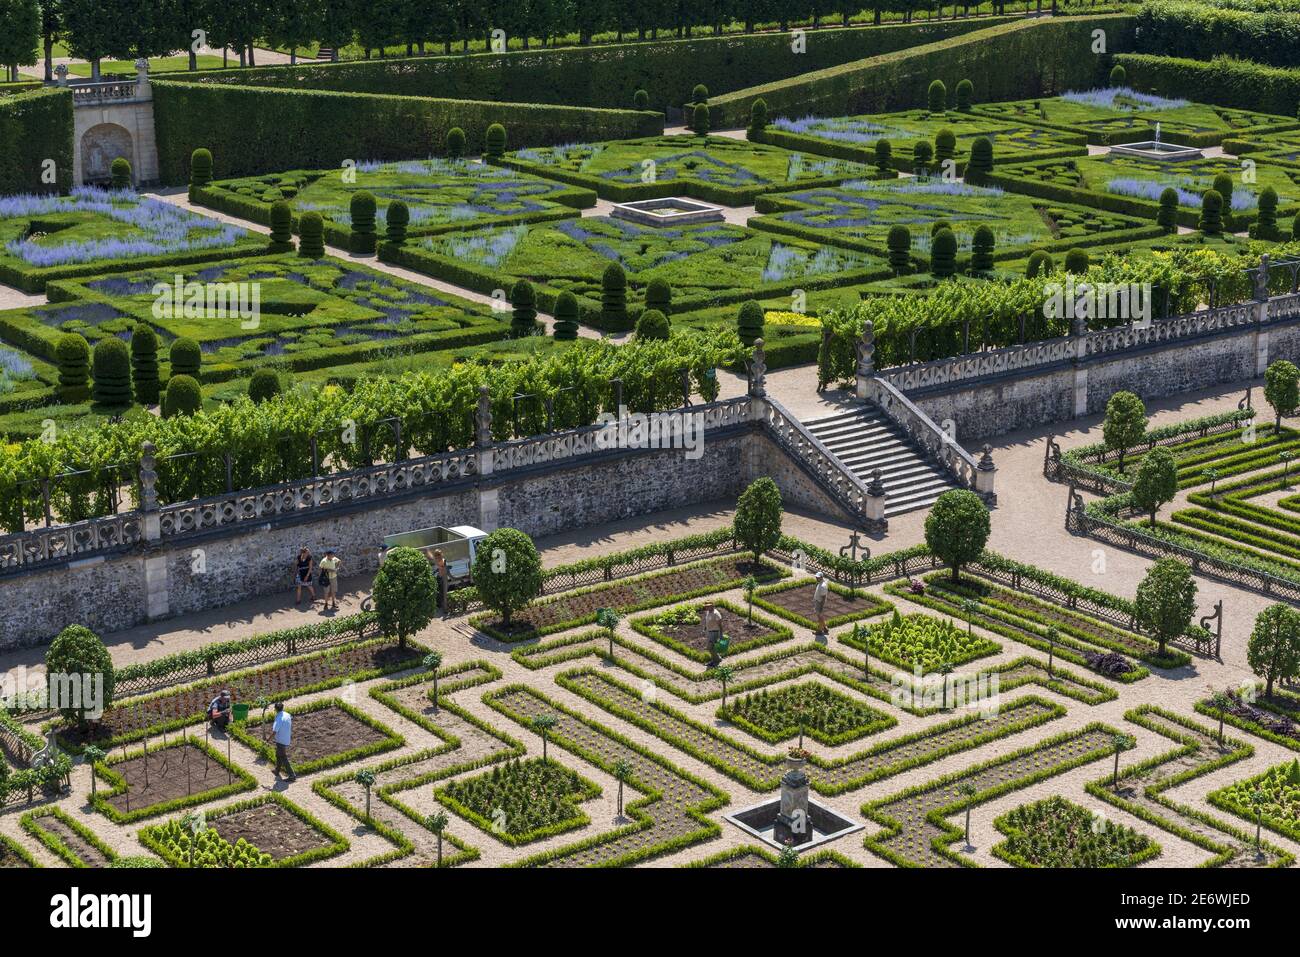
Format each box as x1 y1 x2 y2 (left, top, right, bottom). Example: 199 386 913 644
293 546 317 606
812 573 829 637
272 702 295 780
433 549 449 618
703 603 724 665
319 548 341 612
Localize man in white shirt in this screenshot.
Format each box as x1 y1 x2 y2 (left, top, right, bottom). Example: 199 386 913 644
813 573 829 637
272 702 295 780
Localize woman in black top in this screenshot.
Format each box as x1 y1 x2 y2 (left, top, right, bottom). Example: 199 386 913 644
293 546 317 606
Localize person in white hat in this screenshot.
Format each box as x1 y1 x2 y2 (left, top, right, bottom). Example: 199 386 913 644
812 573 829 637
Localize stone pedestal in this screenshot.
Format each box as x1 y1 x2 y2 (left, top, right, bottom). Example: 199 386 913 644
975 446 997 505
774 755 811 845
864 468 887 532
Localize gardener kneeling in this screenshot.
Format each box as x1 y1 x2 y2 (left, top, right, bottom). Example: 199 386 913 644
208 690 233 731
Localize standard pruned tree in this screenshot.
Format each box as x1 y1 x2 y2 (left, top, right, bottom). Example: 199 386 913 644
924 489 990 582
1134 557 1196 659
1130 446 1177 527
1265 359 1299 431
472 527 543 629
46 624 115 730
733 477 783 567
373 545 439 648
1102 390 1146 474
1248 603 1300 699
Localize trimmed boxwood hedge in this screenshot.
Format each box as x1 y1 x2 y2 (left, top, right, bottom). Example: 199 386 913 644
0 88 73 196
1116 53 1300 119
1134 2 1300 72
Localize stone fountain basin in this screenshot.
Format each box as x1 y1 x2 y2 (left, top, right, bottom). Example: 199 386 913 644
1107 141 1204 162
610 197 726 226
725 797 864 853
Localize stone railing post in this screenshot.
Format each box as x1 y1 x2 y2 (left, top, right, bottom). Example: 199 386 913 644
1254 253 1271 376
975 445 997 505
139 441 160 542
864 469 887 531
855 321 874 400
1071 317 1089 418
139 440 170 621
748 338 767 398
54 64 68 88
134 58 150 97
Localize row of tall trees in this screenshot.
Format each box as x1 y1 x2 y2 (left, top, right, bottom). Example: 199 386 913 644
20 0 1030 82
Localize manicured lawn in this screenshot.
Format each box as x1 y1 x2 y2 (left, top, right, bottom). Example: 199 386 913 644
65 55 226 76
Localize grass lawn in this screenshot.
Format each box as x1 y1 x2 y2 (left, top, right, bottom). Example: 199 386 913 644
64 55 227 76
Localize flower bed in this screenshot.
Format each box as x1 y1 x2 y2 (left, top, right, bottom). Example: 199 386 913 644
753 576 892 630
839 610 1000 672
992 796 1160 867
1208 760 1300 843
723 682 895 746
435 757 601 846
227 698 405 776
630 600 793 664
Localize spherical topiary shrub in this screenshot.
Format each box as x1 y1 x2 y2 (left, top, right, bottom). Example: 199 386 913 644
446 126 466 158
169 336 201 379
749 97 768 135
55 332 91 403
692 83 709 104
268 200 294 253
1064 247 1091 274
955 78 974 112
248 368 282 403
552 291 579 340
934 128 957 165
737 300 764 346
874 138 893 176
1110 64 1127 87
966 137 993 184
930 219 952 239
162 374 202 418
298 211 325 258
1255 187 1280 240
485 123 507 158
971 225 995 272
510 279 537 337
1212 173 1234 213
931 227 957 278
130 323 160 405
1199 189 1224 234
601 262 627 328
189 148 213 201
635 308 670 341
887 225 911 275
633 88 649 110
645 278 672 316
349 190 377 254
1026 249 1054 278
1157 187 1179 233
92 337 132 407
913 140 933 174
693 103 711 136
927 79 946 114
110 157 131 189
385 200 410 244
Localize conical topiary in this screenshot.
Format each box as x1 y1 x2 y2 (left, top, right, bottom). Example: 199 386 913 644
874 139 893 176
1256 187 1279 240
1199 189 1224 234
92 337 132 408
927 79 946 114
299 211 325 258
966 137 993 184
552 291 579 340
1157 187 1178 233
956 78 974 112
131 323 160 405
268 200 294 253
601 262 627 328
189 148 213 201
737 300 763 346
971 225 995 272
749 98 768 136
510 279 537 337
385 200 409 244
485 123 507 158
693 103 710 136
931 227 957 278
349 190 377 254
56 332 91 403
446 127 466 158
887 225 911 275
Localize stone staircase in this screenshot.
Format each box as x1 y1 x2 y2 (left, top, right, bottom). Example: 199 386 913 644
803 405 955 517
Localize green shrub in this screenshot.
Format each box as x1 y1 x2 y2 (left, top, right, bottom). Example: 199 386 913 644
385 199 409 244
1256 187 1280 240
601 262 627 327
887 224 911 275
162 374 202 418
1026 249 1054 278
472 527 543 627
374 546 438 646
1157 187 1178 233
511 279 538 337
966 136 993 183
446 126 466 158
189 147 213 201
552 291 580 340
299 211 325 258
349 190 377 254
955 78 974 111
1110 64 1126 86
130 323 160 405
110 157 131 189
927 78 946 114
634 88 649 110
268 200 294 252
925 488 989 581
930 219 952 239
693 103 711 136
91 338 132 408
1199 189 1224 234
931 228 957 278
934 128 956 164
692 83 709 103
874 138 892 175
971 225 995 272
635 308 670 341
1211 173 1234 214
485 122 507 158
734 476 783 564
55 332 90 403
248 368 282 403
169 337 201 379
913 140 933 173
46 624 114 727
749 97 767 135
645 278 672 316
737 299 764 345
1064 248 1090 274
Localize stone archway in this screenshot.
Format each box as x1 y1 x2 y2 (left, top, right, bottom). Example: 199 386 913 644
80 123 133 185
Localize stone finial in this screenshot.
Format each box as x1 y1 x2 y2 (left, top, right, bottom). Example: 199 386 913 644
140 440 158 512
135 58 149 79
867 468 886 497
856 320 875 376
748 338 767 398
54 64 68 87
1254 254 1271 303
475 385 492 448
978 444 995 471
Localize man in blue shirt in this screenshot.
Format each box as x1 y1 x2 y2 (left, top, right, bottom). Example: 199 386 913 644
272 702 295 780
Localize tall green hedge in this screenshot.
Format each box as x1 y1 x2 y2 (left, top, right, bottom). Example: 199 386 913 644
0 88 73 195
172 18 1012 113
708 14 1136 127
150 80 663 184
1116 53 1300 117
1134 1 1300 70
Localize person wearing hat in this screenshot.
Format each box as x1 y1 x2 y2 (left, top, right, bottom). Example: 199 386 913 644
703 602 724 664
207 690 233 731
318 548 341 612
812 573 829 637
271 702 296 780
